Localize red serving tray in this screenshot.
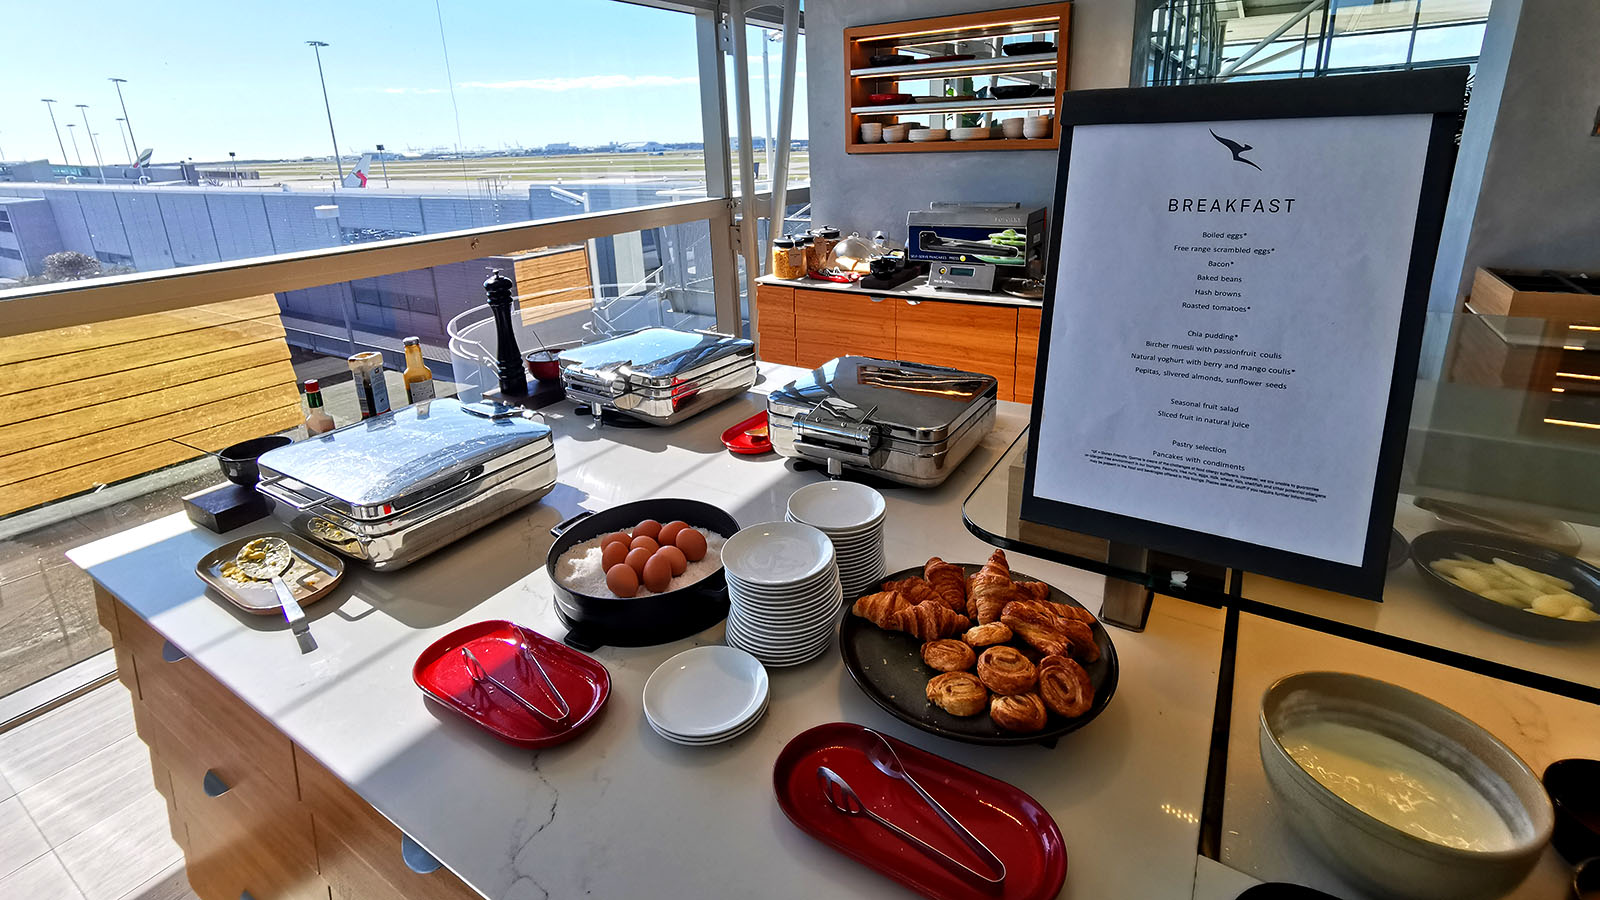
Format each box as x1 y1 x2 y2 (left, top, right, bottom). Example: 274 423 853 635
722 410 773 455
413 620 610 748
774 723 1067 900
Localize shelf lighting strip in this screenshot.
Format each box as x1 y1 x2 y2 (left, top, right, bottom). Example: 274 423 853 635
857 16 1059 43
1543 417 1600 430
852 57 1057 79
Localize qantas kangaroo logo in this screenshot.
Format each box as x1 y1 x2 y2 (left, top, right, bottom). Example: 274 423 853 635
1210 130 1261 171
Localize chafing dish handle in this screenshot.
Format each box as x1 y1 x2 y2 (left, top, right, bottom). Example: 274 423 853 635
254 476 327 512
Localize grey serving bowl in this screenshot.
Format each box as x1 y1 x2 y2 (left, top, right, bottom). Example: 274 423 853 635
1259 672 1553 900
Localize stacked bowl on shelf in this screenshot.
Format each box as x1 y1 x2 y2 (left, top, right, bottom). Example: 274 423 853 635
722 521 844 666
786 481 887 601
642 645 769 745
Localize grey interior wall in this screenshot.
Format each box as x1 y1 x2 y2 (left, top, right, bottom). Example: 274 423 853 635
806 0 1139 238
1430 0 1600 312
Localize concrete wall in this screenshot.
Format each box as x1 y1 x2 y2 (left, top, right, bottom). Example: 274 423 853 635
1429 0 1600 313
805 0 1139 238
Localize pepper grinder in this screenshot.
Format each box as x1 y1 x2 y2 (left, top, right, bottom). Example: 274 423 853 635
483 268 529 397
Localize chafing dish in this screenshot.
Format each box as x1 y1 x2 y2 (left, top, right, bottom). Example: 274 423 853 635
255 399 557 569
558 327 757 426
767 357 997 487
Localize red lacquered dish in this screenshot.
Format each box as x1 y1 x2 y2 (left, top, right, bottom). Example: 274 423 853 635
722 410 773 455
868 92 914 105
413 620 609 748
774 723 1067 900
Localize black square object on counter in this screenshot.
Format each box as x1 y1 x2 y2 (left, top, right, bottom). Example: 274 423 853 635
184 482 274 533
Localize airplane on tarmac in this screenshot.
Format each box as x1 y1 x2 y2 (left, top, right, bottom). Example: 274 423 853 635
341 153 374 188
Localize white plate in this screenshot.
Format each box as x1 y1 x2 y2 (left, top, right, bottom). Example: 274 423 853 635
727 606 838 637
650 702 767 744
726 568 839 597
727 632 833 660
785 510 885 532
736 641 832 666
642 646 769 739
787 483 887 532
721 522 836 587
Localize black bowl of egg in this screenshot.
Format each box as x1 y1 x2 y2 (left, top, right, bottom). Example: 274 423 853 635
1410 530 1600 640
545 497 739 651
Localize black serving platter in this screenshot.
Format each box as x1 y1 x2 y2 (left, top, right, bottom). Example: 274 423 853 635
1002 40 1056 56
839 562 1118 747
1409 529 1600 641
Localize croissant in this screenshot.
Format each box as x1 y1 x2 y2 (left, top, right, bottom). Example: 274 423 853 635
926 672 988 716
923 558 968 613
891 601 970 640
883 577 946 610
999 599 1058 629
1052 601 1099 627
1058 618 1101 663
1001 614 1072 657
990 692 1048 732
1038 656 1094 718
851 591 909 629
1014 581 1053 604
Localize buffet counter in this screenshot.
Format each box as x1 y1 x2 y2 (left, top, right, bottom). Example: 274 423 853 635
68 364 1228 900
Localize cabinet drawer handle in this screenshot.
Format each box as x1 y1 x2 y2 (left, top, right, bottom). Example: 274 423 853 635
870 297 885 303
240 892 256 900
905 300 922 306
160 641 187 663
202 770 231 798
401 833 443 874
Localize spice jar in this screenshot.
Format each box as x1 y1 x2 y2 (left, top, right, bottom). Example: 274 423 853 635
797 235 815 274
807 226 841 272
771 235 806 280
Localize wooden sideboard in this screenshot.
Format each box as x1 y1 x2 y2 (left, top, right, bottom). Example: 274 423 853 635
756 284 1042 402
95 587 484 900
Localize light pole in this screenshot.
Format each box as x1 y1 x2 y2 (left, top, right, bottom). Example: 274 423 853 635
306 41 345 181
108 78 141 166
75 104 107 184
41 99 68 165
115 117 132 165
762 33 777 184
65 123 82 166
375 143 390 188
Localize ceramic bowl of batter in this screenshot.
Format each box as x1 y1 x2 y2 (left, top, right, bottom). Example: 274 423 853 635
1259 672 1552 900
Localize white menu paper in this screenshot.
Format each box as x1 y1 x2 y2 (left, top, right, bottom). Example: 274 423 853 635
1033 114 1433 565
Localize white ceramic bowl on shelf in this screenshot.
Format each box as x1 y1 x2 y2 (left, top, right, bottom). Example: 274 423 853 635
1023 115 1053 140
951 126 991 141
1000 117 1026 139
882 124 911 143
859 122 883 143
907 128 948 142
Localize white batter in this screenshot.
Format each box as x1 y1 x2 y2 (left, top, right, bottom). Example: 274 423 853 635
1281 720 1514 852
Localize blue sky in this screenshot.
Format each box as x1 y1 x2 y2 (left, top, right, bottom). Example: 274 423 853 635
0 0 807 164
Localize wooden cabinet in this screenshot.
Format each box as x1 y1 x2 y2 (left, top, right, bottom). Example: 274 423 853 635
794 289 897 369
896 300 1020 401
754 284 797 366
1015 307 1043 404
96 588 486 900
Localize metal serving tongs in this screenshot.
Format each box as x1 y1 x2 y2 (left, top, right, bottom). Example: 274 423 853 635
817 766 1005 888
460 641 571 729
864 729 1007 884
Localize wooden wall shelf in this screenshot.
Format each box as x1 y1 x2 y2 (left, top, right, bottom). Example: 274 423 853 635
844 2 1071 155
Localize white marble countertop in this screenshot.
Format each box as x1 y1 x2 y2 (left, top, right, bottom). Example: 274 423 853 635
757 273 1044 308
70 364 1227 900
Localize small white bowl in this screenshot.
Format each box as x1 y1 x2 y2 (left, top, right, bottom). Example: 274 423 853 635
907 128 948 142
859 123 883 143
1001 118 1026 139
951 126 991 141
882 125 910 143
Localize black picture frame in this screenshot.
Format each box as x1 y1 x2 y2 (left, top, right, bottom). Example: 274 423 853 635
1019 68 1468 601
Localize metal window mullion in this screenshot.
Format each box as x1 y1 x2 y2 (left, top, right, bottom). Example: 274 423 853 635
695 5 740 335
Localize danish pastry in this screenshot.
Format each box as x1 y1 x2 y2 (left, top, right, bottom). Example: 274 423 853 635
990 692 1048 732
1014 581 1053 604
976 645 1036 695
883 577 946 610
926 672 988 716
1038 656 1094 718
851 591 909 629
924 558 968 613
961 622 1013 648
1058 618 1101 662
921 639 976 673
1052 601 1099 627
1001 615 1072 657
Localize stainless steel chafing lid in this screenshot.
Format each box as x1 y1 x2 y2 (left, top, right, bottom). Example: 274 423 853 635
256 399 552 516
768 357 997 443
558 327 754 389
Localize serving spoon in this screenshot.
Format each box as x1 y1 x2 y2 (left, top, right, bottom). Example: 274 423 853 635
234 537 314 650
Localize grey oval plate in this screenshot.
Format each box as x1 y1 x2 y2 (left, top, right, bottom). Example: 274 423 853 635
838 563 1118 746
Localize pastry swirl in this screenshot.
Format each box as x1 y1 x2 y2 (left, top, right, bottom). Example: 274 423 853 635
961 622 1012 648
976 645 1036 695
990 692 1048 732
921 639 976 673
1038 656 1094 718
926 672 988 716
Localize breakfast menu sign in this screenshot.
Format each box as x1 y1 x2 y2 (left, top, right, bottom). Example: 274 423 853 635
1021 72 1465 599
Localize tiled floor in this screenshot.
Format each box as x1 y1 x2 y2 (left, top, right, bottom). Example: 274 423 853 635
0 681 195 900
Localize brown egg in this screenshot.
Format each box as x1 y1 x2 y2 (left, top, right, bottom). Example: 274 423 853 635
632 519 662 541
629 535 659 555
641 553 673 593
675 527 708 562
601 541 629 571
658 520 690 546
605 563 639 598
625 546 654 575
600 532 631 550
654 545 688 576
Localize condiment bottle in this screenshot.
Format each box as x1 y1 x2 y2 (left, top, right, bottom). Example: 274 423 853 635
347 351 391 419
483 269 529 397
303 379 335 434
771 235 805 280
401 336 436 403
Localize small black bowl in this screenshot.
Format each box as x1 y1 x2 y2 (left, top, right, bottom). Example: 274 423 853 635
869 53 913 67
989 84 1043 100
1575 857 1600 900
1002 40 1056 56
1546 759 1600 865
1409 529 1600 640
218 435 293 486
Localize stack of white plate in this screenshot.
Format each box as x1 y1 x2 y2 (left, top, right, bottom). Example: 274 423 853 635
786 482 887 599
722 522 843 667
642 645 770 745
